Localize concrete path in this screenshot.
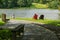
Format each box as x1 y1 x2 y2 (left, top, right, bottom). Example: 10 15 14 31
21 24 58 40
7 20 58 40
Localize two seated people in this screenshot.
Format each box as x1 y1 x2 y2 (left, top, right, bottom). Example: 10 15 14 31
33 13 44 20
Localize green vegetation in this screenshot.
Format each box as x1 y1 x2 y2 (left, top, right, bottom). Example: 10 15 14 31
0 15 1 18
0 20 5 25
0 20 11 40
0 14 5 25
0 30 12 40
32 3 48 9
15 18 60 26
0 0 60 9
0 18 60 40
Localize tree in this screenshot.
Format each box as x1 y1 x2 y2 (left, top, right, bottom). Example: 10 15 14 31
0 0 60 9
32 0 40 3
0 0 3 8
48 0 59 9
3 0 8 8
9 0 18 8
17 0 32 7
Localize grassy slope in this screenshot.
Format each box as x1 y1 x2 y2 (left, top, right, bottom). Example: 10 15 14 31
15 18 60 26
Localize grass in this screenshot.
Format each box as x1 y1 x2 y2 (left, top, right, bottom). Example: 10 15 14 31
0 17 59 26
0 20 5 25
15 18 60 26
32 3 48 9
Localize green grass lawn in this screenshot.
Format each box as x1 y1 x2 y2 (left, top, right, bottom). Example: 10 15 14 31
15 18 60 26
32 3 48 9
0 17 60 26
0 20 5 25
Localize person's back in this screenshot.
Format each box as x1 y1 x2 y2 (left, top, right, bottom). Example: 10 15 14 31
33 13 38 20
39 15 44 20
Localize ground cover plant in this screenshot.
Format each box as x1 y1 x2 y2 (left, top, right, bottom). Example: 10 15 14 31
0 29 12 40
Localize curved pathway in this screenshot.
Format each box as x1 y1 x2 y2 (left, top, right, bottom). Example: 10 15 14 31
7 20 59 40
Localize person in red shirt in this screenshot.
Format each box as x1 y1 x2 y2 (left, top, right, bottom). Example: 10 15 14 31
33 13 38 20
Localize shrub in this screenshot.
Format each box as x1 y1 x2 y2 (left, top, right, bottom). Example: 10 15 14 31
48 1 59 9
0 30 12 40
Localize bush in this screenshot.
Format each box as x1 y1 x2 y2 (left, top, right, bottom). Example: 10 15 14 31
0 30 12 40
48 1 59 9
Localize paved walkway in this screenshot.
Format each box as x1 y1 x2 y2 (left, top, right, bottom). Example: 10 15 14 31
7 20 58 40
22 24 58 40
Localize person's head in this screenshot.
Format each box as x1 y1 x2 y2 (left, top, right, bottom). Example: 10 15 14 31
35 13 38 15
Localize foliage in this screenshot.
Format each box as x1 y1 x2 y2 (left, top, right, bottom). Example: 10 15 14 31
0 0 60 9
0 30 12 40
18 0 32 7
32 3 48 9
48 1 59 9
0 0 32 8
0 20 12 40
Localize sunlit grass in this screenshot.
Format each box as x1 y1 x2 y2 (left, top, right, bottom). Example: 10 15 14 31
32 3 48 9
0 20 5 25
15 18 60 26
